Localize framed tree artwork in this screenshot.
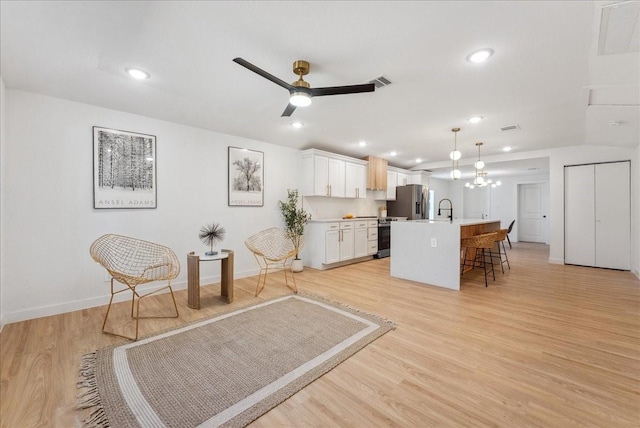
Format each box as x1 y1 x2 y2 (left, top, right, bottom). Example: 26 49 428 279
228 146 264 206
93 126 157 209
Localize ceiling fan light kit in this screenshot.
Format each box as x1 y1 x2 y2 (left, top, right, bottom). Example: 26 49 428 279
233 57 375 117
290 92 312 107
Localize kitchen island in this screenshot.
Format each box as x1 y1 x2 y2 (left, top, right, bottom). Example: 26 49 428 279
390 219 500 290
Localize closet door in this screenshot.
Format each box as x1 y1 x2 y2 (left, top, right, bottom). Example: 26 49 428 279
564 165 595 266
595 161 630 270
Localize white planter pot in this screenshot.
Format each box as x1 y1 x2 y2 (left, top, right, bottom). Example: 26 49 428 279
291 259 304 272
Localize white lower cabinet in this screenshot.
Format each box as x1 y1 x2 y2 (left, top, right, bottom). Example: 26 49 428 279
339 222 354 261
303 220 376 270
354 221 369 258
324 225 340 265
367 221 378 255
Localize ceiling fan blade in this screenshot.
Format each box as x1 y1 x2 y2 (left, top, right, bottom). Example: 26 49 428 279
281 103 297 117
311 83 375 97
233 57 293 90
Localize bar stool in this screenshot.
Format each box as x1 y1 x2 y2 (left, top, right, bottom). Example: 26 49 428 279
489 229 511 274
460 232 497 287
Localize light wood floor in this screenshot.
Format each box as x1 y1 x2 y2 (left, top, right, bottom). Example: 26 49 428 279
1 243 639 427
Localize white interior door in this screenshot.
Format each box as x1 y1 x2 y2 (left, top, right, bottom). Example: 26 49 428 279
564 165 596 266
518 183 548 243
594 162 630 269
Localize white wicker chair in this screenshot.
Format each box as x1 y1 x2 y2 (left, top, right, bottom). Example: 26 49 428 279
90 234 180 340
245 227 299 296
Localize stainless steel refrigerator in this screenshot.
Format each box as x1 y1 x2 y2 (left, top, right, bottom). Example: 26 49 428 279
387 184 428 220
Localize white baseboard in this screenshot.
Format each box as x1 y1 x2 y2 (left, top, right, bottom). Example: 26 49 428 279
548 257 564 265
1 268 260 325
632 268 640 281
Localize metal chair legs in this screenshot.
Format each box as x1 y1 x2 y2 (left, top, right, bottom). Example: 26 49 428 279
252 254 298 297
102 277 179 341
460 247 495 287
489 240 511 274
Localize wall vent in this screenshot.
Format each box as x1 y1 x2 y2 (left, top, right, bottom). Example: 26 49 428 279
369 75 392 88
500 124 521 131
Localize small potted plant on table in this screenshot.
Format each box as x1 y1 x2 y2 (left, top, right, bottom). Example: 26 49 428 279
278 190 311 272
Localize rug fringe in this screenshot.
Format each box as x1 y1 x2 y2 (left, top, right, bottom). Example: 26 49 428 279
84 407 110 428
76 351 110 427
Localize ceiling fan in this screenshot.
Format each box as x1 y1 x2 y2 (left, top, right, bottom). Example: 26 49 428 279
233 58 375 117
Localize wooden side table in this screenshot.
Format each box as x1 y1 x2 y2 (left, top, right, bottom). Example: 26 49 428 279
187 249 234 309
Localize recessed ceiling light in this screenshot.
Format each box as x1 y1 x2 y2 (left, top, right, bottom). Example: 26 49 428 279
390 151 397 156
466 48 494 64
291 122 304 129
608 120 624 126
358 141 367 147
125 67 150 80
502 146 512 152
468 116 483 124
415 158 422 163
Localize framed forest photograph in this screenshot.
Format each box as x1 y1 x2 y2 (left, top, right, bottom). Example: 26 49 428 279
93 127 157 209
228 146 264 206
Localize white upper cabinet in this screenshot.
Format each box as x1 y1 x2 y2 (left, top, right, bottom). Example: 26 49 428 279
312 155 330 196
328 158 346 198
397 172 409 187
386 166 414 200
386 171 397 200
300 149 366 198
345 162 366 199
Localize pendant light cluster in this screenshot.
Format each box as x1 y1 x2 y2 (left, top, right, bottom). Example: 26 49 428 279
448 128 502 189
449 128 462 179
474 142 486 185
464 141 501 189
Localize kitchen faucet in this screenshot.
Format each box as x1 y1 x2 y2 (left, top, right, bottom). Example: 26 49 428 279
437 198 453 223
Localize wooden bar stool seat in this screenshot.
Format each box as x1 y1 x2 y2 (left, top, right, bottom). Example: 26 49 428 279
460 232 498 287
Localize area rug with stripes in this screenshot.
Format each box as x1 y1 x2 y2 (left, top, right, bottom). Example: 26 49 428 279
77 293 395 427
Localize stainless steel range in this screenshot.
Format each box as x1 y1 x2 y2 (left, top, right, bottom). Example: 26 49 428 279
374 217 403 259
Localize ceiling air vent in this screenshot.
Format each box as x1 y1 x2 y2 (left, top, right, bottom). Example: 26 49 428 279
598 1 640 55
369 75 392 88
501 124 521 131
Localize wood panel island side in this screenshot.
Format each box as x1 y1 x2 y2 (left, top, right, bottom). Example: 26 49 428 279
390 219 500 290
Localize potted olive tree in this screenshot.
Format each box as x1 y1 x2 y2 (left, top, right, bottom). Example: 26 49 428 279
278 189 311 272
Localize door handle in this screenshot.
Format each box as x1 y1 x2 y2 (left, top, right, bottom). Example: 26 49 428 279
543 215 546 218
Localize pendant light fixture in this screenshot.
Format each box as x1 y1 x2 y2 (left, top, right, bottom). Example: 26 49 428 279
474 142 486 185
465 141 501 190
450 127 462 180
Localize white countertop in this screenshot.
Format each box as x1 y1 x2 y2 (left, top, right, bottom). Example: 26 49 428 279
402 218 501 226
310 217 408 223
309 217 379 223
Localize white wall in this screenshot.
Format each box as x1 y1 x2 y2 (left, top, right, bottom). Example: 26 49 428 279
302 195 384 220
0 76 6 330
452 173 549 240
2 90 301 323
